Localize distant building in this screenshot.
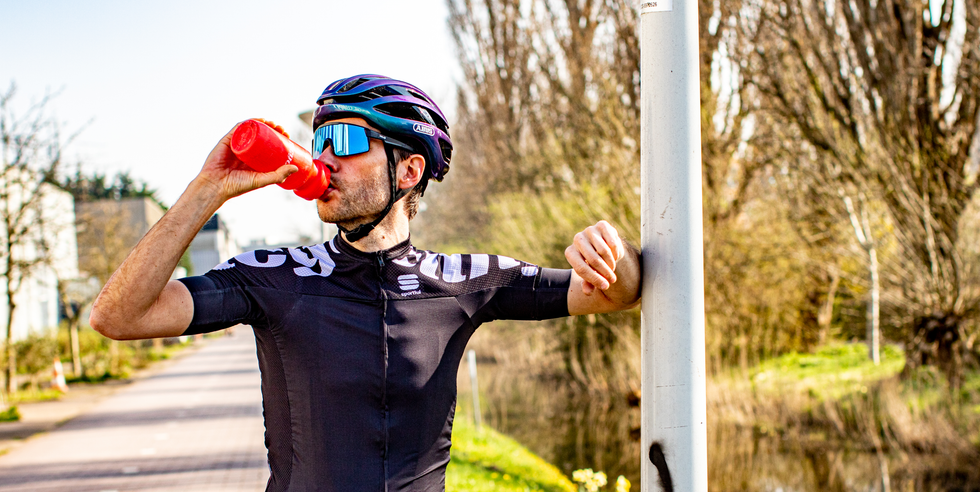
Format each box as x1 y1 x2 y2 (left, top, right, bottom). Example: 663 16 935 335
190 215 240 276
75 197 166 281
241 221 337 254
0 184 79 341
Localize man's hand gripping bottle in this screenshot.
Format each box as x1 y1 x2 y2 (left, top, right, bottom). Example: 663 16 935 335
230 119 330 200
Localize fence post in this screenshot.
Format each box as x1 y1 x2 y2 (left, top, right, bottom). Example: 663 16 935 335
467 349 482 431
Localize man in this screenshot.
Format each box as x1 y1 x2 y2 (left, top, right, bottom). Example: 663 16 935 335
90 75 640 491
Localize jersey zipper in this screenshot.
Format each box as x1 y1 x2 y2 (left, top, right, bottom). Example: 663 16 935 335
377 252 390 491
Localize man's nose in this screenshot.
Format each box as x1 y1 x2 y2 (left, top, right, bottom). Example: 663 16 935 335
315 157 338 174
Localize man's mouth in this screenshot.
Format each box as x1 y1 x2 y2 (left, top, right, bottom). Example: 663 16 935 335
319 184 337 201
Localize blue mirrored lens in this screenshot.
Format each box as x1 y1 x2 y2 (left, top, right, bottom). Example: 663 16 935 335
312 123 371 159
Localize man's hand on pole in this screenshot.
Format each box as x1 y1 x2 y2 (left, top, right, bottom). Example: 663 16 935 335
565 220 641 315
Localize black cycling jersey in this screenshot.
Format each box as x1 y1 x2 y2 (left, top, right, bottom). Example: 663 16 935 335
177 235 571 492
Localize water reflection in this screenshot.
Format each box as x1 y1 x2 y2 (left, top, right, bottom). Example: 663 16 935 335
457 361 979 491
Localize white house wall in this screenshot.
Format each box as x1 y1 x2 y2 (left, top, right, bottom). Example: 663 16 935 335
0 184 78 341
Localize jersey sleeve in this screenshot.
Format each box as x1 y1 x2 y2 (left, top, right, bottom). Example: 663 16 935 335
454 257 572 325
176 272 258 335
176 250 282 335
485 266 571 321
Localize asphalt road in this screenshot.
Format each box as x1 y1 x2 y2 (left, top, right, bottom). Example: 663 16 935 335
0 330 269 492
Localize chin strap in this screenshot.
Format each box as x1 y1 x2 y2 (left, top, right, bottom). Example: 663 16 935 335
338 145 413 243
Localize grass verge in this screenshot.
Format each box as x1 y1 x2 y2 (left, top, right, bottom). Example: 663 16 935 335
448 410 575 492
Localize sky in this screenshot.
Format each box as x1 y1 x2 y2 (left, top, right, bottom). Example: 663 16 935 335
0 0 460 245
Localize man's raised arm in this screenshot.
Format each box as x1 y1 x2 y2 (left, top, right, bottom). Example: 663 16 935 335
89 123 296 340
564 220 641 316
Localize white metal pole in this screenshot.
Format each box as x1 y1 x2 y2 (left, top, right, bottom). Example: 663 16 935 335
639 0 708 490
467 349 482 431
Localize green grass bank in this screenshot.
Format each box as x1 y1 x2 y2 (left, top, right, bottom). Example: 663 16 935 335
448 409 576 492
710 343 980 453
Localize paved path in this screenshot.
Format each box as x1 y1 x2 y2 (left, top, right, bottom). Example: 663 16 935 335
0 330 269 491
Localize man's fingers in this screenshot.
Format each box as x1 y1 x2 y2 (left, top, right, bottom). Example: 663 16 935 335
565 220 629 295
566 243 613 291
585 227 618 270
254 118 289 138
581 279 596 295
596 221 625 260
574 230 617 284
249 164 298 190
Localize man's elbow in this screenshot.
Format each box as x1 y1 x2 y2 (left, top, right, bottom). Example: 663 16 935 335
608 294 641 313
89 301 128 341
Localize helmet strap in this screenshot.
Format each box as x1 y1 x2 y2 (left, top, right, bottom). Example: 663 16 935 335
338 145 412 243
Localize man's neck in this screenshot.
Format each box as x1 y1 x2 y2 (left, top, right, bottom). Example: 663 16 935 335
342 209 411 253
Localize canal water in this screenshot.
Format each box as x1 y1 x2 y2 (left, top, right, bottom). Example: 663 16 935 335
457 360 980 491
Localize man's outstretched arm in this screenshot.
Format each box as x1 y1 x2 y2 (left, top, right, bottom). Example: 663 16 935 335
90 122 296 340
564 220 641 316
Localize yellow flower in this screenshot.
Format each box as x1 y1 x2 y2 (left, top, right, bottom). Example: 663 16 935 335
572 469 608 492
616 475 631 492
572 468 594 484
594 471 608 489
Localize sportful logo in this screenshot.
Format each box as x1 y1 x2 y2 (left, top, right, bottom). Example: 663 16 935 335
398 274 421 291
413 123 435 136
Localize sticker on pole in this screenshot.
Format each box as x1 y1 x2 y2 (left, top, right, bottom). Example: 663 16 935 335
640 0 672 12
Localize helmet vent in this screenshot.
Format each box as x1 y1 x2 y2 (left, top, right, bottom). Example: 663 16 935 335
376 103 449 134
407 90 430 102
339 77 371 93
364 86 400 99
440 141 453 166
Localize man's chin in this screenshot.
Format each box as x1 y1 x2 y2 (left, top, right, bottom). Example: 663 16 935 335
320 212 378 230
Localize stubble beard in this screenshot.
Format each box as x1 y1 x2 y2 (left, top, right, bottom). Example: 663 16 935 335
317 164 391 230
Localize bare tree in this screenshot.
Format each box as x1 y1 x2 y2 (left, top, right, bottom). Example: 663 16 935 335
0 84 70 394
56 277 99 377
438 0 822 381
747 0 980 384
843 193 881 365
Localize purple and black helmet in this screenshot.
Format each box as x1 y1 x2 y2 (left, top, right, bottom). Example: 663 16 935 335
313 74 452 182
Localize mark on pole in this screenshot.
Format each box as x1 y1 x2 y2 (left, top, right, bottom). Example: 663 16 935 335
649 442 674 492
640 0 673 12
660 197 672 219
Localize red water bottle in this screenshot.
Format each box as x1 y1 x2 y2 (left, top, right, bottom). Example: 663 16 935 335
230 119 330 201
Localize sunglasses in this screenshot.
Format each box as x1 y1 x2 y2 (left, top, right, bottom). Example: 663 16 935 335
312 122 414 159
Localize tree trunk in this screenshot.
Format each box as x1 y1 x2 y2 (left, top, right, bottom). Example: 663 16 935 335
867 247 880 365
69 322 82 377
5 299 15 395
817 269 840 344
903 313 963 388
843 195 881 364
110 340 119 377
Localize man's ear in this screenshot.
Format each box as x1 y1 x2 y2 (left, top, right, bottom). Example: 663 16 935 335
397 154 426 191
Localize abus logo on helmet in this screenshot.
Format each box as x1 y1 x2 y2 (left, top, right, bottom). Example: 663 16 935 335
413 123 435 136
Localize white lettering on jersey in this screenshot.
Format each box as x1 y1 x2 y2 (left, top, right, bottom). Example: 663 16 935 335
236 250 288 268
442 254 466 283
391 249 422 268
498 256 521 270
289 244 336 277
419 251 440 280
470 254 489 279
417 252 468 283
522 265 538 277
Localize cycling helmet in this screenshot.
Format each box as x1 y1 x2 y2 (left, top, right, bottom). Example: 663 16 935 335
312 75 453 242
313 74 452 182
